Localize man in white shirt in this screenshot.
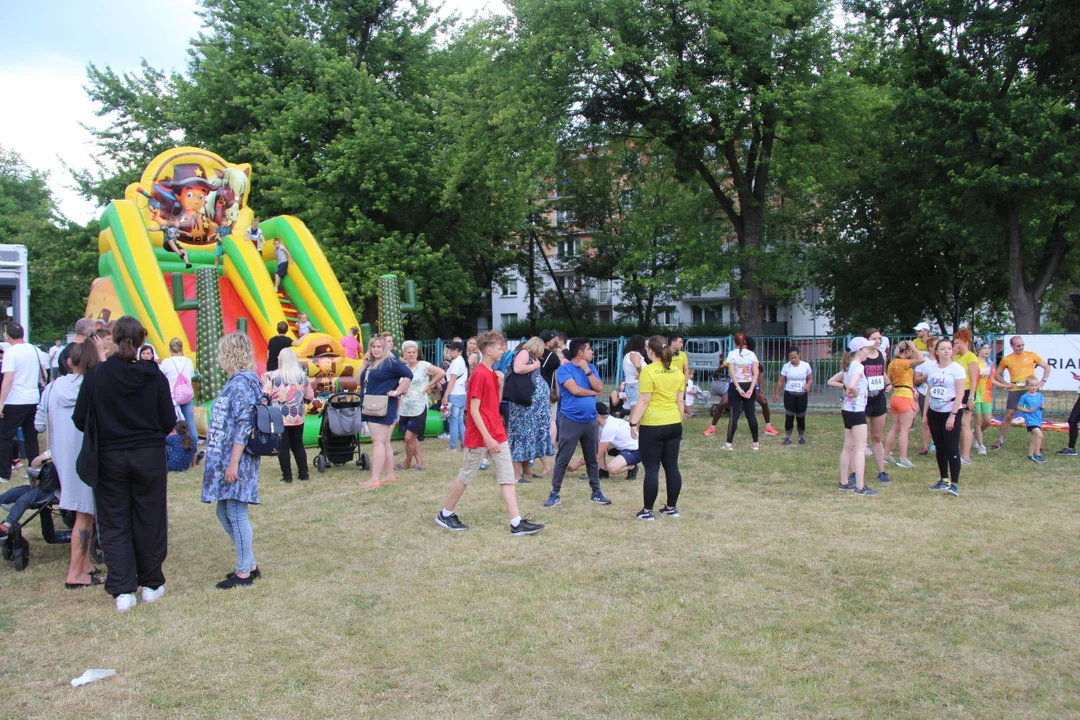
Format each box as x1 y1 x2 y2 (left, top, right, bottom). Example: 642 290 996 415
569 401 640 478
439 341 469 451
48 339 62 380
0 323 42 482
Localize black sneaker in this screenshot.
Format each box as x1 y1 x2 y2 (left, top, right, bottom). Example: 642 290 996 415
517 477 531 484
929 479 950 491
946 483 959 497
838 482 854 491
591 491 612 505
799 437 807 445
1056 447 1078 456
626 467 638 480
195 450 204 466
854 486 879 496
435 512 468 531
636 509 655 521
226 567 262 581
215 574 254 589
659 506 680 518
281 476 293 484
510 516 544 535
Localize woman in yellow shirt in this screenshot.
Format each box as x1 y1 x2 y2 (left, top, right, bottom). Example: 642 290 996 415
883 340 925 468
628 335 685 521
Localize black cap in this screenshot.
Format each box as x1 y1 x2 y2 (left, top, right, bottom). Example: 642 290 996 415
595 401 609 416
539 329 558 343
447 341 464 351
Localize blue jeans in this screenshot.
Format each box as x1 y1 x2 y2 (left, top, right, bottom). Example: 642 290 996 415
216 500 255 574
177 401 199 448
448 395 467 450
625 381 639 407
1 484 50 527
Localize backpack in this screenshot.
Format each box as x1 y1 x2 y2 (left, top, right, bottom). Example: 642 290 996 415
166 358 195 405
494 349 515 374
241 377 284 456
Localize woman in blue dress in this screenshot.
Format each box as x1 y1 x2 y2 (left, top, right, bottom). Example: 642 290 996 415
508 336 555 482
202 333 263 589
359 335 413 488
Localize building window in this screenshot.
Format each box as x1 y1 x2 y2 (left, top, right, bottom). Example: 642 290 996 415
557 238 580 259
598 279 614 304
500 313 518 327
554 209 576 227
598 309 612 323
656 308 676 325
763 304 778 323
692 304 722 324
500 278 518 297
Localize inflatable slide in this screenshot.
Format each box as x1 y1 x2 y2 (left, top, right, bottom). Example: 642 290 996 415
84 147 441 445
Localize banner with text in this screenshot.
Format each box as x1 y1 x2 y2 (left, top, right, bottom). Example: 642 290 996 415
1003 335 1080 392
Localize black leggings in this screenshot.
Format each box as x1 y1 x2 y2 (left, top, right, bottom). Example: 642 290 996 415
784 392 808 435
279 424 308 480
726 383 758 442
639 422 682 510
1069 396 1080 449
927 409 963 483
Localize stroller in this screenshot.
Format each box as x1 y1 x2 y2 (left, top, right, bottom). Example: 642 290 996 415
312 391 370 473
1 492 102 571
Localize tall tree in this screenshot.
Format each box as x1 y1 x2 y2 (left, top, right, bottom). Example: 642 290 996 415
849 0 1080 331
511 0 838 334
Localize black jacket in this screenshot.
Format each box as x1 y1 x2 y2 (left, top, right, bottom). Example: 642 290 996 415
266 334 292 372
74 356 176 451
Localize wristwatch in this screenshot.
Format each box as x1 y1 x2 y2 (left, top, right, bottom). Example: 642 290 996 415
629 422 638 427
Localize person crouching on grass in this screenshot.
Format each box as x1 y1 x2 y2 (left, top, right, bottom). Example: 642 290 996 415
1017 376 1047 463
435 330 544 535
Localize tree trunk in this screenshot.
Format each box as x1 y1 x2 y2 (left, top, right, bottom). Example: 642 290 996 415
1002 200 1041 332
736 209 764 336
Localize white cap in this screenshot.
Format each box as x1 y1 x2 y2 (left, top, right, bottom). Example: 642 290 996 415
914 322 931 332
848 337 872 353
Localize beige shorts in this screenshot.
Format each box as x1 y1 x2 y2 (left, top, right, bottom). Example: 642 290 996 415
457 443 515 486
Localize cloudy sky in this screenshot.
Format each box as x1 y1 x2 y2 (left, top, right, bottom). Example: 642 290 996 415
0 0 505 223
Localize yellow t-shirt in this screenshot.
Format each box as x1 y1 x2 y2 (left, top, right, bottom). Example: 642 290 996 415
913 338 928 352
954 351 979 390
977 359 993 403
998 351 1044 388
887 358 915 399
669 351 688 377
639 361 684 426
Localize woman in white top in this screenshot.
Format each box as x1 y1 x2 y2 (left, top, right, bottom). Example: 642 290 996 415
724 333 760 451
919 338 967 496
827 337 877 495
772 346 813 446
160 337 198 455
398 340 445 471
914 336 939 456
620 335 646 406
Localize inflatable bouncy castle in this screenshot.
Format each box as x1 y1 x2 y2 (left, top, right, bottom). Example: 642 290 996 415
84 147 439 444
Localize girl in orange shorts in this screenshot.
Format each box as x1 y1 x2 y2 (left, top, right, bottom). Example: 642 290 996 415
883 340 926 468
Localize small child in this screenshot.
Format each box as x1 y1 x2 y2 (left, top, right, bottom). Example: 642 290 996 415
246 218 264 252
273 237 292 291
296 312 313 338
1016 376 1046 463
166 420 197 471
213 226 231 270
685 370 699 418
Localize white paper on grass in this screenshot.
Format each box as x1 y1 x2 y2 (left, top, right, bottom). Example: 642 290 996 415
71 669 116 687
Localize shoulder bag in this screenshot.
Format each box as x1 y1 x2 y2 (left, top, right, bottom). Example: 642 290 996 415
242 376 284 457
34 459 61 494
75 372 100 488
503 349 535 407
360 366 389 417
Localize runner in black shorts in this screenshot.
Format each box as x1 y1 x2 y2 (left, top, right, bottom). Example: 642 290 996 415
862 329 891 483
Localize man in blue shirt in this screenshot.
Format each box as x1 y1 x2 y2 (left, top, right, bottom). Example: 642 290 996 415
544 338 611 507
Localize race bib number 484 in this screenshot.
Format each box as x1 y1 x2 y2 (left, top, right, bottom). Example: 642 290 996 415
868 376 885 392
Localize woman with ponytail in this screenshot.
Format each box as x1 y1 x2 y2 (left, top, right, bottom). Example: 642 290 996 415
628 335 685 521
723 333 760 451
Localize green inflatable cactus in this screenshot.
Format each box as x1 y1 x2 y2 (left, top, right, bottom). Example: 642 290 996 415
378 274 405 341
195 266 228 402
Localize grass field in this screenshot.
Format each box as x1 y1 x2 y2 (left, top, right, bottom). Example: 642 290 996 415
3 413 1080 719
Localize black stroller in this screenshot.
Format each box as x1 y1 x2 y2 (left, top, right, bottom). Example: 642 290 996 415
312 391 370 472
1 492 102 571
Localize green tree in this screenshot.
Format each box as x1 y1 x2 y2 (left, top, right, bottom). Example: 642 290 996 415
510 0 839 334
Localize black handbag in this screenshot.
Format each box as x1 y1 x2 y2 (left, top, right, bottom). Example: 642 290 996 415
503 350 535 406
34 459 61 494
242 377 284 457
75 375 100 488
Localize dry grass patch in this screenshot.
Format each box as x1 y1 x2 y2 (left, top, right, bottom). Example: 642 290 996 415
2 413 1080 718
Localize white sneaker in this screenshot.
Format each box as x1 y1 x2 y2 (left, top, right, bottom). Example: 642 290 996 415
115 593 137 613
141 586 165 603
978 445 987 455
723 443 734 451
864 446 874 456
437 433 450 440
752 442 760 451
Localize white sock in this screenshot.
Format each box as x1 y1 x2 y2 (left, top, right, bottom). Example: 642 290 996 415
441 508 454 517
510 516 521 527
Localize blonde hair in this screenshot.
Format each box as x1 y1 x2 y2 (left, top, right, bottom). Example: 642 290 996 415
275 348 306 385
169 337 184 355
363 336 389 372
521 336 545 357
218 333 256 376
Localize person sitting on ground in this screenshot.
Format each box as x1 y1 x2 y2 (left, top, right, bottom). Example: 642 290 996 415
0 451 50 538
569 401 640 479
166 420 196 472
266 321 292 372
1016 376 1046 464
609 381 630 419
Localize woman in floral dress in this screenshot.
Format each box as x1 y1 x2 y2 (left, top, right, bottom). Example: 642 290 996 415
508 336 555 482
202 333 263 589
262 348 314 483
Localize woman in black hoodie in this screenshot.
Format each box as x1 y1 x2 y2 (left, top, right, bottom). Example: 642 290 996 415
74 316 175 613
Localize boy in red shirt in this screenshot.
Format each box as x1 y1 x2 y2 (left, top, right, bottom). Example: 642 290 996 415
435 330 544 535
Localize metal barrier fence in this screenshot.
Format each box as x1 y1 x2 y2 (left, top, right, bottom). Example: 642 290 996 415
414 333 1078 417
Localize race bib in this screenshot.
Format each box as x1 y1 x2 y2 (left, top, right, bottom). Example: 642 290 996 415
929 385 950 399
868 376 885 392
787 380 805 392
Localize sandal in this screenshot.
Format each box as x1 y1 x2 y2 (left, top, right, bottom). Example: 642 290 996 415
394 463 407 471
65 576 104 589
